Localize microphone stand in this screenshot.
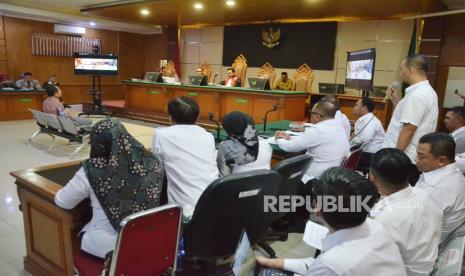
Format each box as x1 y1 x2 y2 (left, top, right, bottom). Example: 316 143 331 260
208 112 221 143
261 105 278 134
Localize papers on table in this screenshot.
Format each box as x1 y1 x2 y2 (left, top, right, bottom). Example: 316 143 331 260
303 220 329 250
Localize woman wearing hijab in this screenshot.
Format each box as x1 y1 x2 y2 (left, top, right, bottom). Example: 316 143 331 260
217 111 273 175
55 118 164 258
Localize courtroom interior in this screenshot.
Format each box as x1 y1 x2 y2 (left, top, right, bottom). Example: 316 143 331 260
1 0 465 275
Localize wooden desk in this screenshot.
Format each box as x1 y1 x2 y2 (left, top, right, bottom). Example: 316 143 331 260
11 161 91 276
309 93 393 127
0 90 46 121
123 80 308 124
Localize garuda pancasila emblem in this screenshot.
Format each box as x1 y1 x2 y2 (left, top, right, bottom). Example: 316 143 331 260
262 27 281 49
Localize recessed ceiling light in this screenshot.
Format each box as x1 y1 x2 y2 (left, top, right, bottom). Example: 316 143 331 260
226 0 236 7
194 3 204 10
90 22 96 26
140 9 150 16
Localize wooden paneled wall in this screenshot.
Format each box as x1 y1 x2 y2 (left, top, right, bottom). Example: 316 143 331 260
0 16 7 72
3 16 167 104
420 14 465 132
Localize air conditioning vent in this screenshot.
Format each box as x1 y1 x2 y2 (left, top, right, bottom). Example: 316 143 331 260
54 24 86 36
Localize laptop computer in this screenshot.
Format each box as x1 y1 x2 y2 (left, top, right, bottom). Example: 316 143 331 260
248 77 271 90
144 72 162 82
187 75 208 86
231 230 293 276
318 83 344 94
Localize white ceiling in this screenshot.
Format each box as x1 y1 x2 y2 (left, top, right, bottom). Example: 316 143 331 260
0 0 162 34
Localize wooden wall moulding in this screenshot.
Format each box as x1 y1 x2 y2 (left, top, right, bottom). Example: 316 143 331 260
31 32 101 57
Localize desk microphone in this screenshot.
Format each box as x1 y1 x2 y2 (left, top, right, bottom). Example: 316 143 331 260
262 104 278 134
383 81 400 103
212 73 219 84
208 112 221 143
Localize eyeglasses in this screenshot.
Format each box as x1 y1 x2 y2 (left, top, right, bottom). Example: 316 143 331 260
310 111 323 117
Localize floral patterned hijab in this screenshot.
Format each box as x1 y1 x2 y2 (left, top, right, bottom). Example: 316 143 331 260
82 118 164 230
219 111 259 167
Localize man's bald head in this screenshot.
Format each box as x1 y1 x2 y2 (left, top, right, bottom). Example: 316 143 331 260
314 100 337 118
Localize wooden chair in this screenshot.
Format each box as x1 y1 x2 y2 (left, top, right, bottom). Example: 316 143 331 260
232 54 248 87
200 62 212 83
293 64 315 103
162 61 177 78
257 62 276 88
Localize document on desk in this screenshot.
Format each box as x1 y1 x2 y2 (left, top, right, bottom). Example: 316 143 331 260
303 220 329 250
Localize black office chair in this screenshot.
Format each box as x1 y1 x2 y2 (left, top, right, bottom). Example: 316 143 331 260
260 155 313 256
183 170 281 272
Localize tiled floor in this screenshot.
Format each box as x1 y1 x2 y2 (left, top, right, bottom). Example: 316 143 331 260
0 117 313 275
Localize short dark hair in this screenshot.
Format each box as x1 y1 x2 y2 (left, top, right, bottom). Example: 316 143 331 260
314 100 336 118
227 67 235 73
419 132 456 162
49 74 56 78
320 95 340 110
449 106 465 121
314 167 378 230
370 148 411 187
404 54 429 74
23 72 32 76
168 96 200 124
361 96 374 112
46 85 59 97
281 72 288 76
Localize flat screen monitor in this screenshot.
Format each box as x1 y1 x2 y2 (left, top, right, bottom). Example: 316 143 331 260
187 75 208 86
144 72 162 82
74 53 118 75
248 77 271 90
345 48 376 90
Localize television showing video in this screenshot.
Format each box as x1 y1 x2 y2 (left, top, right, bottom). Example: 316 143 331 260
345 48 376 90
74 53 118 75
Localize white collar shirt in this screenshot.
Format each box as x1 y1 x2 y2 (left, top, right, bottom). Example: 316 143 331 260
371 186 442 275
451 126 465 138
415 163 465 242
55 168 117 258
152 125 219 217
283 219 407 276
276 119 349 182
384 80 438 162
335 110 351 139
350 112 385 153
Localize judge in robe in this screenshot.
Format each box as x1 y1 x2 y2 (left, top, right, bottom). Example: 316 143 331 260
220 67 242 87
15 72 41 90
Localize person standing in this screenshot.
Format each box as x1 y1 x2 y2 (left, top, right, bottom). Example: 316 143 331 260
383 54 438 184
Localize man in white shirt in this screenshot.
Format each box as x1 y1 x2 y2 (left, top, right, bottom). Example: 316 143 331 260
257 168 406 276
321 96 351 139
274 100 349 184
351 97 385 170
415 132 465 242
384 54 438 185
152 97 219 217
369 148 442 275
444 106 465 154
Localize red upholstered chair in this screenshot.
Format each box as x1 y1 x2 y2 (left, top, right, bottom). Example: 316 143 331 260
74 204 182 276
341 147 363 170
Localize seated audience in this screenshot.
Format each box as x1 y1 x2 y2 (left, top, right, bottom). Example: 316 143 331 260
217 111 272 175
275 100 349 185
55 118 164 258
15 72 41 90
444 106 465 154
152 97 218 217
220 67 242 87
257 167 406 276
351 97 385 169
415 132 465 242
274 72 293 91
320 96 351 139
43 74 60 87
42 85 92 131
370 148 442 275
